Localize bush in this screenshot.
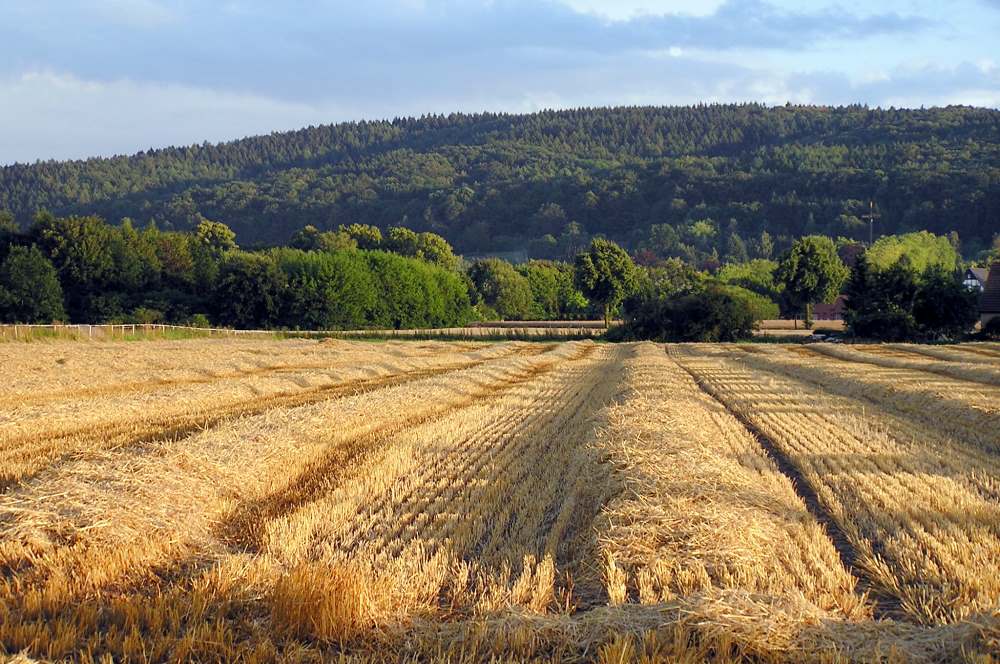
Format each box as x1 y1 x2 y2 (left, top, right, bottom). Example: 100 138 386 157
846 307 919 342
214 252 286 328
620 283 756 342
364 251 471 329
188 313 212 328
844 257 977 341
717 284 780 321
130 307 164 324
983 317 1000 341
467 258 533 320
275 248 376 329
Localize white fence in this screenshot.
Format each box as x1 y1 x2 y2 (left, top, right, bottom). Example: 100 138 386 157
0 323 604 341
0 323 273 340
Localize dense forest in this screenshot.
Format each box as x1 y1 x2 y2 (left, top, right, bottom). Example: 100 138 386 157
2 105 998 259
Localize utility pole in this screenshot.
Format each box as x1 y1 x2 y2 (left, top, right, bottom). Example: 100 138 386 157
861 200 880 246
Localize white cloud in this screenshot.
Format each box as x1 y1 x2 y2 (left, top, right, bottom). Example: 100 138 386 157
558 0 724 20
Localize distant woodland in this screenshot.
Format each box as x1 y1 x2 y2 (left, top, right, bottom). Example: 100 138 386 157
2 105 998 261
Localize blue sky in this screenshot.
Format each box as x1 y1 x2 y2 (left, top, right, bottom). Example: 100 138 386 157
1 0 998 164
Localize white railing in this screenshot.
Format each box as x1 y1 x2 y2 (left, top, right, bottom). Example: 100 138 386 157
0 323 604 341
0 323 273 340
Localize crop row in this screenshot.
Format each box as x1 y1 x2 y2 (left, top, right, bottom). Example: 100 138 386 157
673 345 1000 625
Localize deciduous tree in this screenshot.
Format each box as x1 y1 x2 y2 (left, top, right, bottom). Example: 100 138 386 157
0 245 66 323
574 239 637 327
775 235 848 328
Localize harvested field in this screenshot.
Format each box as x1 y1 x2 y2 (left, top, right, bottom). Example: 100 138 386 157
1 338 999 662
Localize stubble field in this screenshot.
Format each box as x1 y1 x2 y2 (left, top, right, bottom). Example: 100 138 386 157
1 338 999 663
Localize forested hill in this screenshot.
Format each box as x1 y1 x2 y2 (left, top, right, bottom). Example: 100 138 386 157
2 104 999 256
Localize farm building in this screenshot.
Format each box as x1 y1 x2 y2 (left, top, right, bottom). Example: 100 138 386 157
981 262 1000 326
814 294 847 320
964 266 989 291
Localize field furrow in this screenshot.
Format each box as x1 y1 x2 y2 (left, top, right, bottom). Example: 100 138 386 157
803 342 1000 388
0 343 585 602
885 343 1000 364
255 343 622 613
0 338 475 399
3 339 1000 663
673 345 1000 625
0 347 467 410
737 344 1000 455
596 344 865 618
0 342 535 489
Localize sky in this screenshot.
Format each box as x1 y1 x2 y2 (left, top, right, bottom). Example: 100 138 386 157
1 0 998 164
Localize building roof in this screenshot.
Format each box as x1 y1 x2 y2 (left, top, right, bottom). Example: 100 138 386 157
981 263 1000 314
967 267 989 284
814 295 847 320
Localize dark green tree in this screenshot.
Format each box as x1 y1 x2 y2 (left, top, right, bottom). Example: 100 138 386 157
290 225 357 252
574 239 638 327
0 211 17 251
846 257 977 340
843 255 919 341
754 231 774 260
30 213 116 320
111 219 162 293
518 260 589 320
619 283 755 342
0 245 66 323
724 231 749 264
385 227 458 270
214 252 285 328
913 267 978 338
518 260 561 319
0 211 15 233
414 232 459 271
386 227 421 258
467 258 533 321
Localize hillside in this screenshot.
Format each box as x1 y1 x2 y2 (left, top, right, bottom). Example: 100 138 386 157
2 104 999 254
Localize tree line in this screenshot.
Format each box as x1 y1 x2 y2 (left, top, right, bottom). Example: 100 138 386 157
0 212 600 329
2 105 998 261
0 213 476 329
0 210 990 342
616 231 986 342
